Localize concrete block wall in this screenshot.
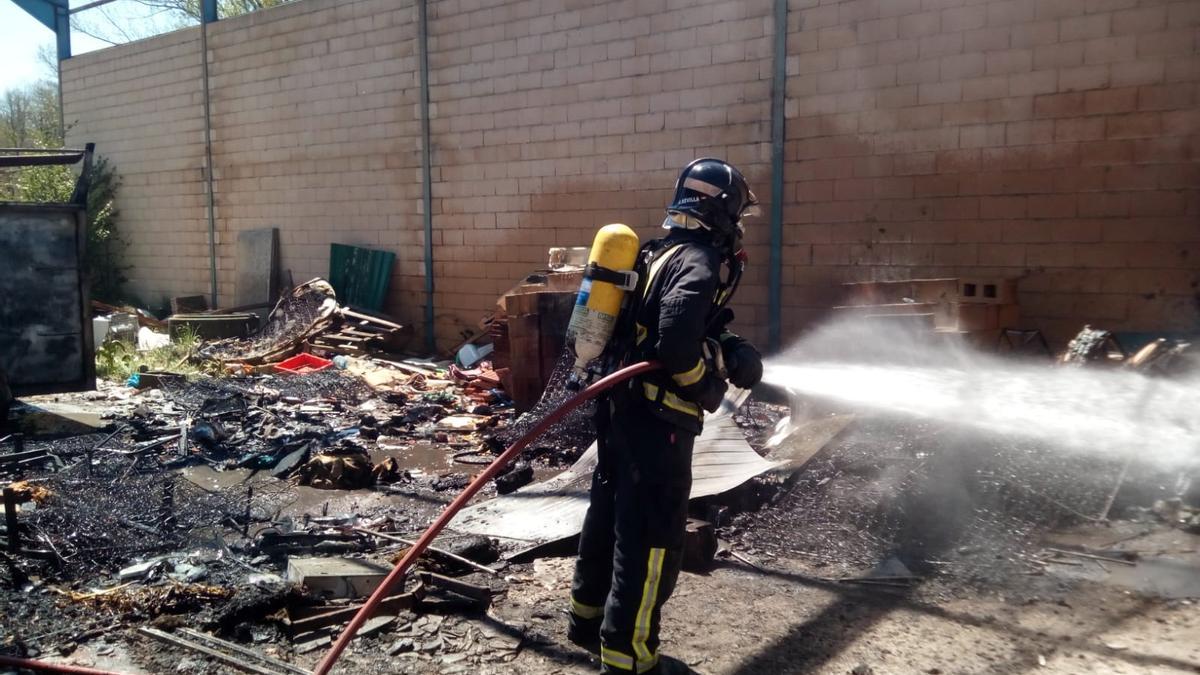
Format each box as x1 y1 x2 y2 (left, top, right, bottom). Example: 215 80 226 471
62 0 1199 352
205 0 424 326
424 0 775 346
782 0 1200 343
61 29 209 307
65 0 427 330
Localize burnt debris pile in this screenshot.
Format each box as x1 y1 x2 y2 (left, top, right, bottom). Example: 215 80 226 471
0 353 545 669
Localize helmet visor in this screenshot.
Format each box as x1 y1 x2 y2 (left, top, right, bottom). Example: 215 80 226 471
741 188 760 218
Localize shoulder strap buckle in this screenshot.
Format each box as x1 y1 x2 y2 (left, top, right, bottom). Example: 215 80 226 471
586 262 640 291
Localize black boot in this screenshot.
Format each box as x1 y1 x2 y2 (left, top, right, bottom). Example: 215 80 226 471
643 654 698 675
566 614 601 654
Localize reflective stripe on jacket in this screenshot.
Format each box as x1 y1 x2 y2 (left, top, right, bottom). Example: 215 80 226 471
627 229 723 433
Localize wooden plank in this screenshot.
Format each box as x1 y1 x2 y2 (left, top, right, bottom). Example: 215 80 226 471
505 314 544 411
337 307 404 331
340 328 390 338
536 292 574 394
841 278 960 306
316 334 371 343
417 571 492 602
176 629 309 675
138 628 279 675
286 592 419 634
832 302 938 315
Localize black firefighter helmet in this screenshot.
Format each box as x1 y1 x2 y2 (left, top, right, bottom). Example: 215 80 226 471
666 158 759 245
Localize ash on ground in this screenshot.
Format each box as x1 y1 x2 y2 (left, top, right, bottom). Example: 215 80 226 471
721 406 1187 603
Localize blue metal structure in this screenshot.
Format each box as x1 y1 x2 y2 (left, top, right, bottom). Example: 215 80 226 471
11 0 70 59
9 0 219 61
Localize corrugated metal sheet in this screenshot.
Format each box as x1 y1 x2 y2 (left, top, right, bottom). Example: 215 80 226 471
454 392 778 547
329 244 395 312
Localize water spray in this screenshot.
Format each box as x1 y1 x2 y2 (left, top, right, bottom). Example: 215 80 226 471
762 319 1200 470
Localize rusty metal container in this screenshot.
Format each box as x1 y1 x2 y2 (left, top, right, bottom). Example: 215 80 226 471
0 145 96 401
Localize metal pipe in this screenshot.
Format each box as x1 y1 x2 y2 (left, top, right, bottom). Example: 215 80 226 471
0 147 87 154
768 0 788 353
417 0 437 354
313 360 663 675
68 0 119 15
56 21 65 135
200 19 218 308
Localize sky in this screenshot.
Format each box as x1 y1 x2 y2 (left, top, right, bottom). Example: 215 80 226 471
0 1 163 92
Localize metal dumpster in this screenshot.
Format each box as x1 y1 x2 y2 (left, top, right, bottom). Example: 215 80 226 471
0 144 96 412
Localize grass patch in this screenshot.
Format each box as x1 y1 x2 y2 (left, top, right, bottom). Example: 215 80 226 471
94 326 220 382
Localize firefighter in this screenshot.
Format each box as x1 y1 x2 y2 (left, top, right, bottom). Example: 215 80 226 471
568 159 764 674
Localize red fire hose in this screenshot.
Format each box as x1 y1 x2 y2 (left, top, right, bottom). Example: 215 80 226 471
313 360 660 675
0 655 124 675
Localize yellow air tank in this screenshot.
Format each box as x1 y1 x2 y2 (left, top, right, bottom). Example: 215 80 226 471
567 223 641 382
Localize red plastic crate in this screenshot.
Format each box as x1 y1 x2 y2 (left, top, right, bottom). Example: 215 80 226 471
274 353 333 374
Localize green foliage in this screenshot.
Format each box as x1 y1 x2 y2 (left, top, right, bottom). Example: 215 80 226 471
150 0 296 23
216 0 296 19
14 156 127 303
94 324 214 382
2 76 127 302
94 340 137 381
0 82 60 150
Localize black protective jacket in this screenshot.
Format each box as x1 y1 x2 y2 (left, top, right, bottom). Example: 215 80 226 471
624 228 731 434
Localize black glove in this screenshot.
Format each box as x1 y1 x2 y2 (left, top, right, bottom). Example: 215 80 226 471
709 307 735 335
678 367 728 413
694 373 729 413
721 334 762 390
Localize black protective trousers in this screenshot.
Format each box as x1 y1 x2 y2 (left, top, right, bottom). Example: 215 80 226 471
569 398 695 674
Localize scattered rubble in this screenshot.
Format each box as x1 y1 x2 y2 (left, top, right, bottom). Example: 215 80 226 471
4 283 1198 674
2 277 543 671
1062 325 1195 376
1153 498 1200 534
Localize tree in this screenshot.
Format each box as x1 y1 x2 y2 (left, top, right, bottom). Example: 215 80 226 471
1 79 126 301
0 84 58 148
72 0 297 45
0 90 31 147
139 0 293 21
16 157 127 302
0 80 64 201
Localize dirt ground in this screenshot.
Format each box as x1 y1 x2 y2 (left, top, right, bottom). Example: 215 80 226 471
26 505 1200 675
6 388 1199 675
42 543 1200 675
495 553 1200 675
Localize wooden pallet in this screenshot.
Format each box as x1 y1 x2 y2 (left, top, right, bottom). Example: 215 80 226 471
309 307 404 355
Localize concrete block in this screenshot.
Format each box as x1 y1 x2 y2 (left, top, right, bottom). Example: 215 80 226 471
287 557 391 599
957 277 1018 304
681 519 717 573
954 302 1020 331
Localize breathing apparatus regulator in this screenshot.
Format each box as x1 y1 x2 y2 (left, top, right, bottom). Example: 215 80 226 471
564 159 758 390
